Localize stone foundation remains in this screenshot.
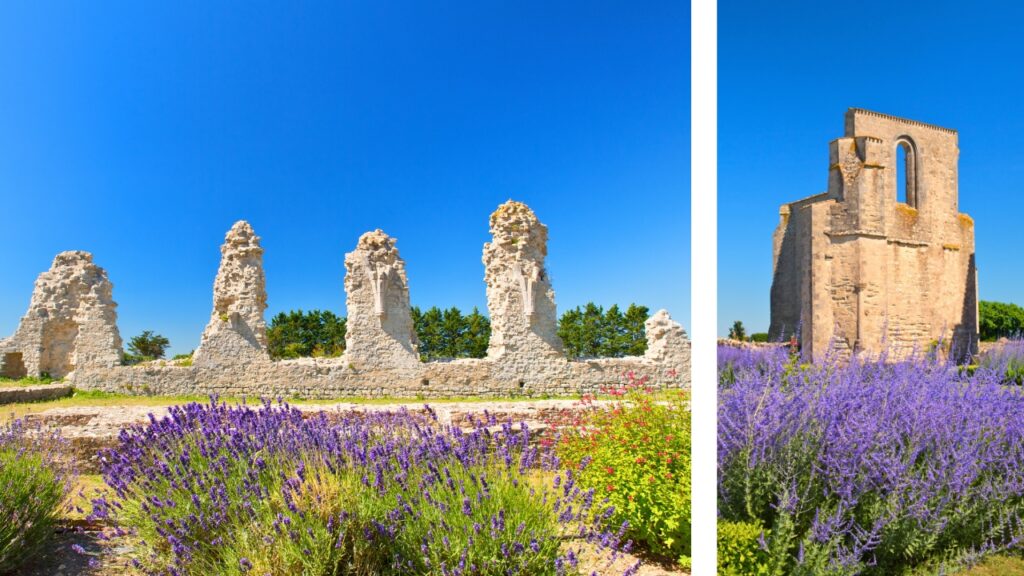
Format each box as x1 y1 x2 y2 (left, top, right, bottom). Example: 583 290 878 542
770 109 978 361
7 201 689 397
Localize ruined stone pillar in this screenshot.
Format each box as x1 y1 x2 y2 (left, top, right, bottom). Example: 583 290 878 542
343 230 420 370
483 201 564 360
0 251 122 378
193 221 269 367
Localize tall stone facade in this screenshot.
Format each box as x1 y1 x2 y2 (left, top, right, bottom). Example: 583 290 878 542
483 200 564 360
343 230 420 370
770 109 978 361
0 251 122 378
192 221 269 367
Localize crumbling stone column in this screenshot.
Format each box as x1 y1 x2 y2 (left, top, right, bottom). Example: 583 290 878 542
483 201 564 360
0 251 122 378
193 221 269 367
343 230 420 370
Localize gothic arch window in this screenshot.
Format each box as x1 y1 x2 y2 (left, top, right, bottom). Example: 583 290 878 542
895 136 918 208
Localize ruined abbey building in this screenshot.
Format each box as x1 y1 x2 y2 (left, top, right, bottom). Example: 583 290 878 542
770 109 978 361
3 201 689 397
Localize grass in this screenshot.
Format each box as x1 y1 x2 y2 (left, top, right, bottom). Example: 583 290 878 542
0 375 60 387
957 555 1024 575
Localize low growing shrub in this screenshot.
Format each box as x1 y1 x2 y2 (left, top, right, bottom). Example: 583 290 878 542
718 520 771 576
92 400 632 575
548 374 691 567
0 420 75 573
720 346 1024 575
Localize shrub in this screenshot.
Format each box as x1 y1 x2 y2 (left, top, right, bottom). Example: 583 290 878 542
719 346 1024 574
749 332 770 343
718 520 771 576
92 400 630 575
548 374 691 567
0 420 74 573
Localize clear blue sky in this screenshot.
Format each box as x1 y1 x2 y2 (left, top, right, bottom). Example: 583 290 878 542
0 1 689 357
720 0 1024 335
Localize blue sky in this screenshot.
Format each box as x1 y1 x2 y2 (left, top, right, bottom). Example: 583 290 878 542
720 0 1024 335
0 1 689 357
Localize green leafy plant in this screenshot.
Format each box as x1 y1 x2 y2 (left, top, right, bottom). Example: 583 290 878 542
979 300 1024 341
718 520 771 576
548 374 691 567
0 421 74 573
411 306 490 360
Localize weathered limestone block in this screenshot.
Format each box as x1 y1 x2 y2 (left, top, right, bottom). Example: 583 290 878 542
0 251 122 378
483 201 564 361
193 221 269 367
343 230 420 370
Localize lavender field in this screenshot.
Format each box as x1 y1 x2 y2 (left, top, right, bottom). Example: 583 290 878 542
718 343 1024 575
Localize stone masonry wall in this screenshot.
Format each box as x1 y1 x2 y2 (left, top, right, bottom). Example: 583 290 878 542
770 109 978 361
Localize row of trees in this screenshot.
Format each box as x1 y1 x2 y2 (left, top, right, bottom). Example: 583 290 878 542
123 302 653 364
264 303 650 361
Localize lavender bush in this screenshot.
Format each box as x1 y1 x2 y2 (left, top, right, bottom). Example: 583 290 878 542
93 399 633 575
0 419 75 572
719 346 1024 575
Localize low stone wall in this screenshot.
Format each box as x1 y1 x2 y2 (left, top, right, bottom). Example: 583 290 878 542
0 383 73 404
71 353 687 399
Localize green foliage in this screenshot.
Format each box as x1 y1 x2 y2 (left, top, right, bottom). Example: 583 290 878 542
411 306 490 360
750 332 770 343
172 350 194 367
0 374 57 386
551 376 691 566
0 425 73 573
267 309 347 360
127 330 170 359
557 303 649 359
121 352 155 366
728 320 746 341
979 301 1024 341
718 520 771 576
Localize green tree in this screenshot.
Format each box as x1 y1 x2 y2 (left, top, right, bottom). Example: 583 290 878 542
979 300 1024 341
728 320 746 342
461 307 491 358
557 302 649 359
266 309 346 359
127 330 170 360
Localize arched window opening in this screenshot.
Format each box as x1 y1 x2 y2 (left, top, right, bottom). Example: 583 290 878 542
896 139 918 208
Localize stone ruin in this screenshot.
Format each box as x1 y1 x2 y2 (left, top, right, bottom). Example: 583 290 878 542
770 109 978 361
343 230 420 371
192 221 269 368
14 201 688 397
0 251 122 379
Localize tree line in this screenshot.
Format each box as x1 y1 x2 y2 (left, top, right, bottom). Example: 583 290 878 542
265 303 650 360
121 302 653 364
